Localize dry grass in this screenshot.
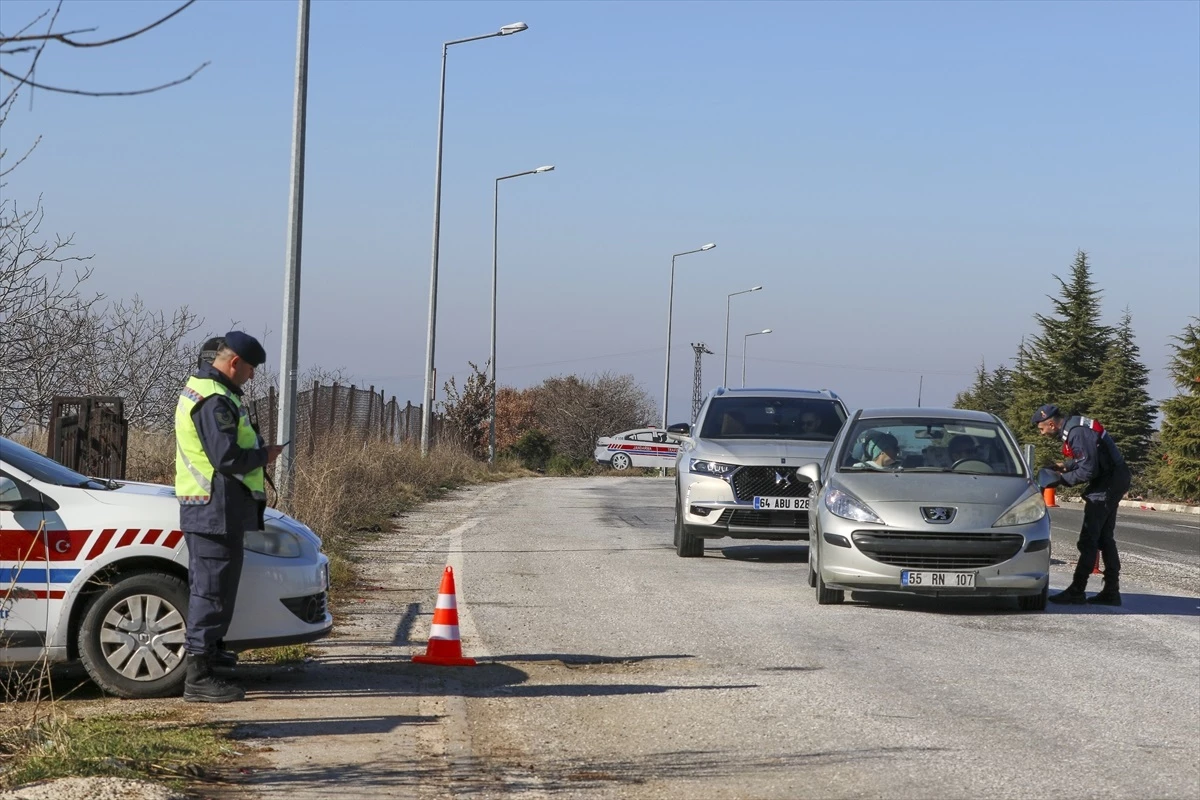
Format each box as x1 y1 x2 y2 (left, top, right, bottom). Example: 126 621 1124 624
119 432 526 596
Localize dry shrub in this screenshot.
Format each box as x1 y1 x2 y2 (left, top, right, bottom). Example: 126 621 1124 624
124 429 175 484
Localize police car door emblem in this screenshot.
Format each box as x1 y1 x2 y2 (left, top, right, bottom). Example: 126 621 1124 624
921 506 956 523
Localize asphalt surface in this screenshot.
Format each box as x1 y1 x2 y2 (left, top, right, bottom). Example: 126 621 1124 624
1045 503 1199 595
453 478 1200 799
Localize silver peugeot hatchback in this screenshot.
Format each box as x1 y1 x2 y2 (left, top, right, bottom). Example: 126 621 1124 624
803 407 1051 611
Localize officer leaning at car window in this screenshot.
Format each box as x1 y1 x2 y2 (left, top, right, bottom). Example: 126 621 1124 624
1033 403 1130 606
176 331 284 702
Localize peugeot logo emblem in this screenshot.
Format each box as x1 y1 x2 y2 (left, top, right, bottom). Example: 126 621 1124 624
921 506 956 523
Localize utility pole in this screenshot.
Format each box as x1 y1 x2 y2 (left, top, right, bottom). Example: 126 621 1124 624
691 342 712 424
274 0 311 513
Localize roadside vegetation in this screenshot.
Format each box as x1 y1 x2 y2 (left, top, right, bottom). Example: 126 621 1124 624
952 252 1199 504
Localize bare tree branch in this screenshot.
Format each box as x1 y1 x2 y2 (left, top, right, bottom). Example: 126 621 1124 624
0 61 209 98
1 1 195 48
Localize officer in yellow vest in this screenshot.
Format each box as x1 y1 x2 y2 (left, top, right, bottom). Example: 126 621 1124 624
175 331 283 703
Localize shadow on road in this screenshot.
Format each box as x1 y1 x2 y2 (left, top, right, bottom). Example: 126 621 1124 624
717 544 810 563
227 744 948 795
845 589 1200 617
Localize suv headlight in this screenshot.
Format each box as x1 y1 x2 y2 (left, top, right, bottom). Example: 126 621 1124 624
993 491 1047 527
690 459 737 477
246 521 303 558
824 487 884 524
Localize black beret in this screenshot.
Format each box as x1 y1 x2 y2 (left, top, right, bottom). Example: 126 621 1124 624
1031 404 1060 425
223 331 267 367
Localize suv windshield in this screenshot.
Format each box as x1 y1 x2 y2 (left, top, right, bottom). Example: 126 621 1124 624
0 437 92 487
838 418 1025 476
699 397 846 441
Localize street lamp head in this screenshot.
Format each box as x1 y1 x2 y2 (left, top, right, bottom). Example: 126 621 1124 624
761 328 773 334
499 22 529 35
751 285 763 291
534 165 555 173
700 243 716 251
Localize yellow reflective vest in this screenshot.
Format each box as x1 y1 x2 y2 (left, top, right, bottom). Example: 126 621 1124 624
174 376 265 505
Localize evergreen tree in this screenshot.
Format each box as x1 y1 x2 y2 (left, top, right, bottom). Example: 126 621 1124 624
954 360 1014 418
1090 308 1156 470
1006 252 1114 467
1158 318 1200 501
1024 250 1113 412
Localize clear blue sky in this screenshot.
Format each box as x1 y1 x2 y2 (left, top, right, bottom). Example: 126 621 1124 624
4 0 1198 421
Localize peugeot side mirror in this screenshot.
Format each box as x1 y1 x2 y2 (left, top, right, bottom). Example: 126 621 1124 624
666 423 691 435
798 463 821 485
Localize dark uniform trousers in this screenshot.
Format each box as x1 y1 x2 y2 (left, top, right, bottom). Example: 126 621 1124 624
184 530 245 655
1074 476 1129 587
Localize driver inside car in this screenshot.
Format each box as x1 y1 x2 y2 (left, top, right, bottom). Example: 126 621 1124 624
947 435 977 464
854 432 902 470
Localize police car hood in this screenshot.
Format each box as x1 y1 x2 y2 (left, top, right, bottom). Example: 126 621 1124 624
695 438 831 463
87 480 291 523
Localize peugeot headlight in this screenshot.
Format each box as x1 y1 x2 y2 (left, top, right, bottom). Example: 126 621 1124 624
690 459 737 477
245 520 303 558
993 491 1047 527
824 487 884 524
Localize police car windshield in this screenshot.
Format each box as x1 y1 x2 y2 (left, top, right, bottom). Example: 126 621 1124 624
699 397 846 441
0 437 92 487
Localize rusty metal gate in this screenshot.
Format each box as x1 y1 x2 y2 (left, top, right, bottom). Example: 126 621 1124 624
47 396 128 479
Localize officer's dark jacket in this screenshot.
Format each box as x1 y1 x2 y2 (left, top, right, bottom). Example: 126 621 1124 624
1059 415 1131 501
178 364 267 535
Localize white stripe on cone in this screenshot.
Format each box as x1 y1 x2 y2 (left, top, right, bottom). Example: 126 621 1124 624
435 594 457 610
429 624 460 640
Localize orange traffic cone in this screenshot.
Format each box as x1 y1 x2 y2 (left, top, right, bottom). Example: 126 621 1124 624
412 566 476 667
1043 486 1058 507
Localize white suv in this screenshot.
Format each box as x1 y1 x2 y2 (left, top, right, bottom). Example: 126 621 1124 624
669 387 848 557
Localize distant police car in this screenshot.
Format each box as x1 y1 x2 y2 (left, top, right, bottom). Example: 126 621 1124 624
594 427 681 470
0 437 332 698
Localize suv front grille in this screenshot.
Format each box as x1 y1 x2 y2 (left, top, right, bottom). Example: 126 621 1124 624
851 531 1025 570
718 509 809 529
731 467 812 502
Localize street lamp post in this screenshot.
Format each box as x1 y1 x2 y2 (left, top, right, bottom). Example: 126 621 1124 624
742 328 772 387
489 165 555 465
661 244 715 435
723 285 762 387
421 21 529 457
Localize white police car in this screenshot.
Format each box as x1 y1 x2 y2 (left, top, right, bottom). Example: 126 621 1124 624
0 436 332 698
594 427 682 470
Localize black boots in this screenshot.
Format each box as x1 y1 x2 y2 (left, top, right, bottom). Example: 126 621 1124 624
183 653 245 703
1088 576 1122 606
213 649 239 668
1048 584 1088 605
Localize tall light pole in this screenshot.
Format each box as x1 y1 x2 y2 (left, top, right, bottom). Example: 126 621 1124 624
742 328 772 388
489 165 555 465
661 244 715 433
421 21 529 457
275 0 311 513
723 285 762 387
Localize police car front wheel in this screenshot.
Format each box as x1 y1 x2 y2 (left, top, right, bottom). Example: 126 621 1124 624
78 572 190 699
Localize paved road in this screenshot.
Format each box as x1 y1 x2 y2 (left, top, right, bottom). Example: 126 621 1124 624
1045 503 1199 595
454 478 1199 799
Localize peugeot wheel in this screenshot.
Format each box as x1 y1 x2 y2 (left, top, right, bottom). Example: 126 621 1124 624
78 572 190 698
